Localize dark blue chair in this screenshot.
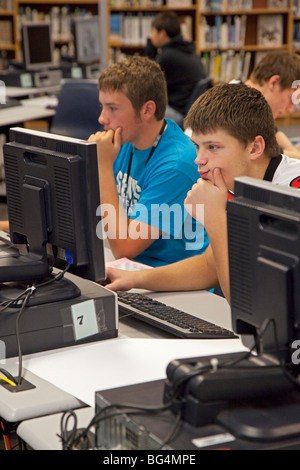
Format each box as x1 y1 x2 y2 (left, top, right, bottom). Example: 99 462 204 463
184 77 213 116
178 77 213 129
50 79 103 140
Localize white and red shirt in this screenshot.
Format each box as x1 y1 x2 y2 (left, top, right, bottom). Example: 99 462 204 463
267 154 300 188
228 154 300 200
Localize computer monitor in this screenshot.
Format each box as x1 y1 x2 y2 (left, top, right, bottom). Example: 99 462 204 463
227 176 300 358
163 176 300 431
21 22 55 71
72 16 101 64
2 127 105 305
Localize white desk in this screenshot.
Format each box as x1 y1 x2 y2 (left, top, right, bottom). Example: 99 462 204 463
13 289 246 450
0 103 56 127
6 85 60 99
0 288 241 416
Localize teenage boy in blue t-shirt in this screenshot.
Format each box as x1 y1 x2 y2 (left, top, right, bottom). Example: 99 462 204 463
88 56 208 267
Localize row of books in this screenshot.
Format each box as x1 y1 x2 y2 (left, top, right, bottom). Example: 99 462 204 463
199 15 247 48
109 0 192 7
110 0 164 6
110 12 193 45
200 0 252 12
201 49 252 83
200 0 288 12
199 14 284 49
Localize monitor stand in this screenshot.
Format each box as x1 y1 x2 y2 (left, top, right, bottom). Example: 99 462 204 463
0 250 81 306
0 275 81 307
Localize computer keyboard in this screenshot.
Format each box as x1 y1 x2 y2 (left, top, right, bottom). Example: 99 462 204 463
0 97 20 109
117 291 238 339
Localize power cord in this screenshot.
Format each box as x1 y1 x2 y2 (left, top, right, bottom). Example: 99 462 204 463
0 265 71 388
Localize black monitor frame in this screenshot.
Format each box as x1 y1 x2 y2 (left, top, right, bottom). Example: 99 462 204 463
21 22 55 71
227 176 300 357
2 127 105 304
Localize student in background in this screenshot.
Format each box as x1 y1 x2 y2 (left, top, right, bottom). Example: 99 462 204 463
104 83 300 303
240 51 300 159
88 56 208 268
145 11 206 125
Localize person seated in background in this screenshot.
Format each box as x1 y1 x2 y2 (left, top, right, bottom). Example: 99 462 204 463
88 56 209 268
104 83 300 304
145 11 206 125
236 50 300 159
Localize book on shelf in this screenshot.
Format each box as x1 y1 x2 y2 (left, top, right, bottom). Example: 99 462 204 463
257 14 283 47
0 0 14 10
110 13 122 42
180 16 193 42
293 21 300 49
0 20 12 45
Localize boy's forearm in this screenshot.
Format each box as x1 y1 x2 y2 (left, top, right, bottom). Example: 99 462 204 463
206 213 230 303
134 248 218 292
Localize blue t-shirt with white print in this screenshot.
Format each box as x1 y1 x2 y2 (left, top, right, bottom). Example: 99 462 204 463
113 118 209 267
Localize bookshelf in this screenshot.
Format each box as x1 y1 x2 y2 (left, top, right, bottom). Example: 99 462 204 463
0 0 18 67
107 0 295 75
1 1 300 100
108 0 198 63
198 0 293 81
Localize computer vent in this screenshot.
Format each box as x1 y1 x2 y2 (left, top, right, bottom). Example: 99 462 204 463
240 185 270 204
55 142 78 156
228 212 253 314
4 154 22 227
54 165 74 245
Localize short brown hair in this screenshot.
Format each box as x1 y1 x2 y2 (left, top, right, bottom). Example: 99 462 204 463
98 56 167 120
250 51 300 90
151 11 181 38
184 82 280 158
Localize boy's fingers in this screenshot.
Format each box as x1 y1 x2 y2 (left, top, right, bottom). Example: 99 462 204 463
213 168 227 190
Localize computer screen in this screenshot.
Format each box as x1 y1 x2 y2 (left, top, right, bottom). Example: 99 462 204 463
227 176 300 357
2 127 105 305
21 22 54 71
72 16 101 64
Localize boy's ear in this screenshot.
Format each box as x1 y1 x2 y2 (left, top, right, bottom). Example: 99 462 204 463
249 135 265 160
267 74 281 90
141 100 156 121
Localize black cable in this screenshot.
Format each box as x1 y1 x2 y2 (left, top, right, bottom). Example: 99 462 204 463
60 314 300 451
61 397 178 450
0 368 17 386
59 410 78 450
15 287 35 386
0 266 72 389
